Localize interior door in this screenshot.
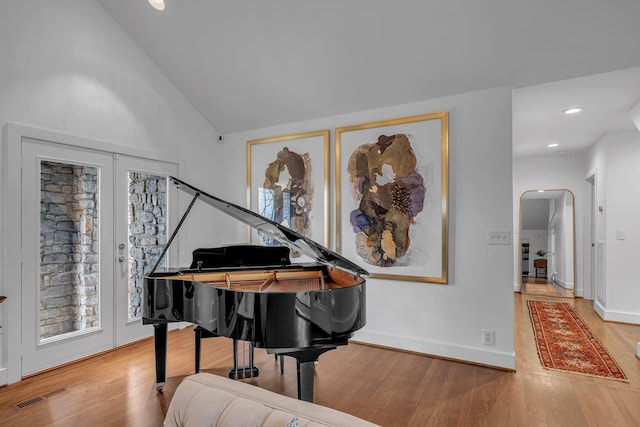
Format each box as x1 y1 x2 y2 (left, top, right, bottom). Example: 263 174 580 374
21 138 115 376
114 155 178 346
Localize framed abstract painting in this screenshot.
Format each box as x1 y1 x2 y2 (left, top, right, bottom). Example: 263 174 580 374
247 130 330 250
335 112 449 283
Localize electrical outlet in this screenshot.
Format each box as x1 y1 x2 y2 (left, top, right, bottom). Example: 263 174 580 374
482 329 495 346
487 230 510 245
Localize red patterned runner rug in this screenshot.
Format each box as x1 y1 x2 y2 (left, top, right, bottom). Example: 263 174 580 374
527 300 627 381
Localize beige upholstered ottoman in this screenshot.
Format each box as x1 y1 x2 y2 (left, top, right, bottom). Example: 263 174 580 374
164 373 379 427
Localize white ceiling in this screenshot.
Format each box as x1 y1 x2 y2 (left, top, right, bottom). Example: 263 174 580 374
513 68 640 158
96 0 640 157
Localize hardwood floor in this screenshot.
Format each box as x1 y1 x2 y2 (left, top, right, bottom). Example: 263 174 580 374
1 294 639 426
522 276 574 298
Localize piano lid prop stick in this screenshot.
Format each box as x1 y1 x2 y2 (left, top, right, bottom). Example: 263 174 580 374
149 192 201 275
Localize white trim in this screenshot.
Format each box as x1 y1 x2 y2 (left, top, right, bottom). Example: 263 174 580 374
353 330 515 370
600 309 640 325
554 277 574 290
1 122 185 384
594 299 606 320
2 124 24 384
582 168 597 301
6 122 181 164
594 302 640 325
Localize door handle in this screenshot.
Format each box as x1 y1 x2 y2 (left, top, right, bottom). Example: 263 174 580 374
118 256 126 263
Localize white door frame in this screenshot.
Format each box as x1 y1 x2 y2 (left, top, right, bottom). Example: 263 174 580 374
549 226 556 280
583 171 597 301
1 123 183 385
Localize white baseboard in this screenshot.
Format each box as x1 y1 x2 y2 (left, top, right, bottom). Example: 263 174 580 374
602 309 640 324
593 300 640 324
0 367 7 386
554 277 574 290
594 299 606 319
352 330 515 370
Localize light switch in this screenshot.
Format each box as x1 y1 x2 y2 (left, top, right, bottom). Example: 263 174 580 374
488 230 511 245
616 230 625 240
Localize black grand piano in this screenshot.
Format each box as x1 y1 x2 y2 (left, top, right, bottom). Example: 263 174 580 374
143 177 367 402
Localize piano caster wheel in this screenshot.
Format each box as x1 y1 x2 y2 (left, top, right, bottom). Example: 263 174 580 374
156 383 165 393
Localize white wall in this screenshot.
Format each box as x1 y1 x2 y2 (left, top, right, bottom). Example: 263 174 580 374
513 153 585 294
587 130 640 323
218 87 515 369
0 0 220 383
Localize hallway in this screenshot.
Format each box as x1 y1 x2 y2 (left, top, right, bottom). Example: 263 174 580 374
522 275 574 298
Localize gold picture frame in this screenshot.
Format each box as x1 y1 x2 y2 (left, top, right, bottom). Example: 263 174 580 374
336 112 449 283
247 130 330 248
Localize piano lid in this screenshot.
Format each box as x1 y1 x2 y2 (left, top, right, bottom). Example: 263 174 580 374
169 176 368 277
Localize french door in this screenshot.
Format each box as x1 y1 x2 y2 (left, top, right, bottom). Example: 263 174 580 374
21 138 177 376
21 139 116 375
114 155 177 346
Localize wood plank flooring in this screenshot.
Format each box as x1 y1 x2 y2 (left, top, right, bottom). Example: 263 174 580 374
522 276 574 298
0 294 639 426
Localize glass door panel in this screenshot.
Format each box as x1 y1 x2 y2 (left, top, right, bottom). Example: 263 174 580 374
22 138 114 376
40 161 100 341
115 156 177 346
127 171 169 319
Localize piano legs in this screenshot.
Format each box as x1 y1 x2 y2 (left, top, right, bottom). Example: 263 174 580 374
153 324 168 391
194 327 202 373
194 326 221 373
275 353 285 374
298 360 316 402
153 323 336 403
276 346 336 403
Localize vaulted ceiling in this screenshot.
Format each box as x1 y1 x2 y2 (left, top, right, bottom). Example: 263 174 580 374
97 0 640 157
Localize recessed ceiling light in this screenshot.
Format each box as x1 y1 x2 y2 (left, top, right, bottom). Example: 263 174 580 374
149 0 165 11
564 107 582 115
548 143 559 148
537 190 545 193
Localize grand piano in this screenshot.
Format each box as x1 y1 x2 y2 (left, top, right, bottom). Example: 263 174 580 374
143 177 367 402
